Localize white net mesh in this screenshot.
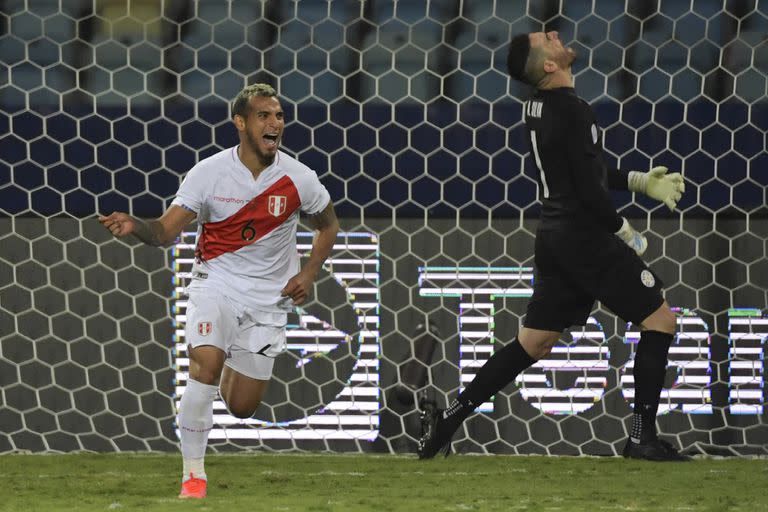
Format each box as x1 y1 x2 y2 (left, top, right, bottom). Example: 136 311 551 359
0 0 766 455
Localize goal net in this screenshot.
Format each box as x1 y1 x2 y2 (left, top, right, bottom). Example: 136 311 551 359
0 0 765 456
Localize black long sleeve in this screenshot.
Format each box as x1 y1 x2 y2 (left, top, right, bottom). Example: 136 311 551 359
564 101 623 232
608 169 629 190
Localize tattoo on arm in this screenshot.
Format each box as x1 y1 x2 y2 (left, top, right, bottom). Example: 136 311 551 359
133 218 167 246
303 202 339 277
308 202 338 231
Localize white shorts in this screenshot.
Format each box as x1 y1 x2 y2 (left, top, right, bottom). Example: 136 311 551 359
185 288 287 380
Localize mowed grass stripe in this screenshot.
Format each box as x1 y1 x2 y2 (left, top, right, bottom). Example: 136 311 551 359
0 453 765 512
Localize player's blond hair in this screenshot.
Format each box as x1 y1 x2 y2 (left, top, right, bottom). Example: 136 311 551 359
231 83 278 118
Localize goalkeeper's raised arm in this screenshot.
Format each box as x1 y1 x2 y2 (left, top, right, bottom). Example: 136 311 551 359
608 167 685 212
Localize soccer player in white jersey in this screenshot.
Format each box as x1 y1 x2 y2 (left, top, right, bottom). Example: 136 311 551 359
99 83 339 499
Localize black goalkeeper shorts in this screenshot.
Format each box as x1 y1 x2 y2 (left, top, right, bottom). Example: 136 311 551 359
523 226 665 332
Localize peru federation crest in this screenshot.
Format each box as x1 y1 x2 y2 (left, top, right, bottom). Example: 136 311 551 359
198 321 212 336
268 195 287 217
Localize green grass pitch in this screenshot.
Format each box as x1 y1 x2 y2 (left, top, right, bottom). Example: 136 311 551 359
0 453 765 511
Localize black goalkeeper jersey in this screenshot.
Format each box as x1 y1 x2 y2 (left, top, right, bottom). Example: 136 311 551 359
523 87 628 233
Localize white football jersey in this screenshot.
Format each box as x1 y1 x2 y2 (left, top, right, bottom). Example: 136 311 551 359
172 146 331 313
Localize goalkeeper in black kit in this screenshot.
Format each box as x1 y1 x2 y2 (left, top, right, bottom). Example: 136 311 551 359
417 31 688 461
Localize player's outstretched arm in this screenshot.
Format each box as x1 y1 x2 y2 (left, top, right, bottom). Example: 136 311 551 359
628 166 685 211
98 205 196 247
281 201 340 305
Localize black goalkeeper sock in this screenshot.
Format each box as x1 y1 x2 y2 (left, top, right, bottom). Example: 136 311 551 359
443 338 537 426
631 330 674 443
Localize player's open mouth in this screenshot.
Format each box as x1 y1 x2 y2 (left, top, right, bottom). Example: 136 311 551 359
264 133 279 147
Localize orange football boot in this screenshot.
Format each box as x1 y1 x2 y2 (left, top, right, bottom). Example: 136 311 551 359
178 473 207 499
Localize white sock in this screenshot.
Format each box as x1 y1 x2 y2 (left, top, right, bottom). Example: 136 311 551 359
177 379 218 481
182 457 206 482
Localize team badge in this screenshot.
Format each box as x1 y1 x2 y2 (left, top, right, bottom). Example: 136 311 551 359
268 195 287 217
640 270 655 288
198 321 212 336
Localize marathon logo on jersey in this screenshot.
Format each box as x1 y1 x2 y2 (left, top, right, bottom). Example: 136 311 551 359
198 321 213 336
268 195 287 217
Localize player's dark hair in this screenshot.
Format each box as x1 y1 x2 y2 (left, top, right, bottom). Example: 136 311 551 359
507 33 532 84
231 83 278 118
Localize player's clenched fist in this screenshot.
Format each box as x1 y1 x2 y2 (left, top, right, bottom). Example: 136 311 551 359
98 212 136 238
281 271 315 305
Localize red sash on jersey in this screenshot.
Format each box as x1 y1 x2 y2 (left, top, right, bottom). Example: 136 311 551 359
196 175 300 262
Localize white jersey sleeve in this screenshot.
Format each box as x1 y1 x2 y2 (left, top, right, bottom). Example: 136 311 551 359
296 169 331 215
171 164 207 215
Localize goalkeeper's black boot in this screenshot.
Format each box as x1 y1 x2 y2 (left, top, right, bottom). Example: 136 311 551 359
417 400 455 459
622 438 692 462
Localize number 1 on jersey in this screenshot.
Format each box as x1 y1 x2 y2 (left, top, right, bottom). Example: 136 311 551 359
529 130 550 199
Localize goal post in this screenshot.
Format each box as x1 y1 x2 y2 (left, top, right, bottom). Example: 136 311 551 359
0 1 765 456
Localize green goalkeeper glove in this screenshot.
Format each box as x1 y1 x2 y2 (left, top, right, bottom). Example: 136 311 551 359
628 166 685 211
615 217 647 256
